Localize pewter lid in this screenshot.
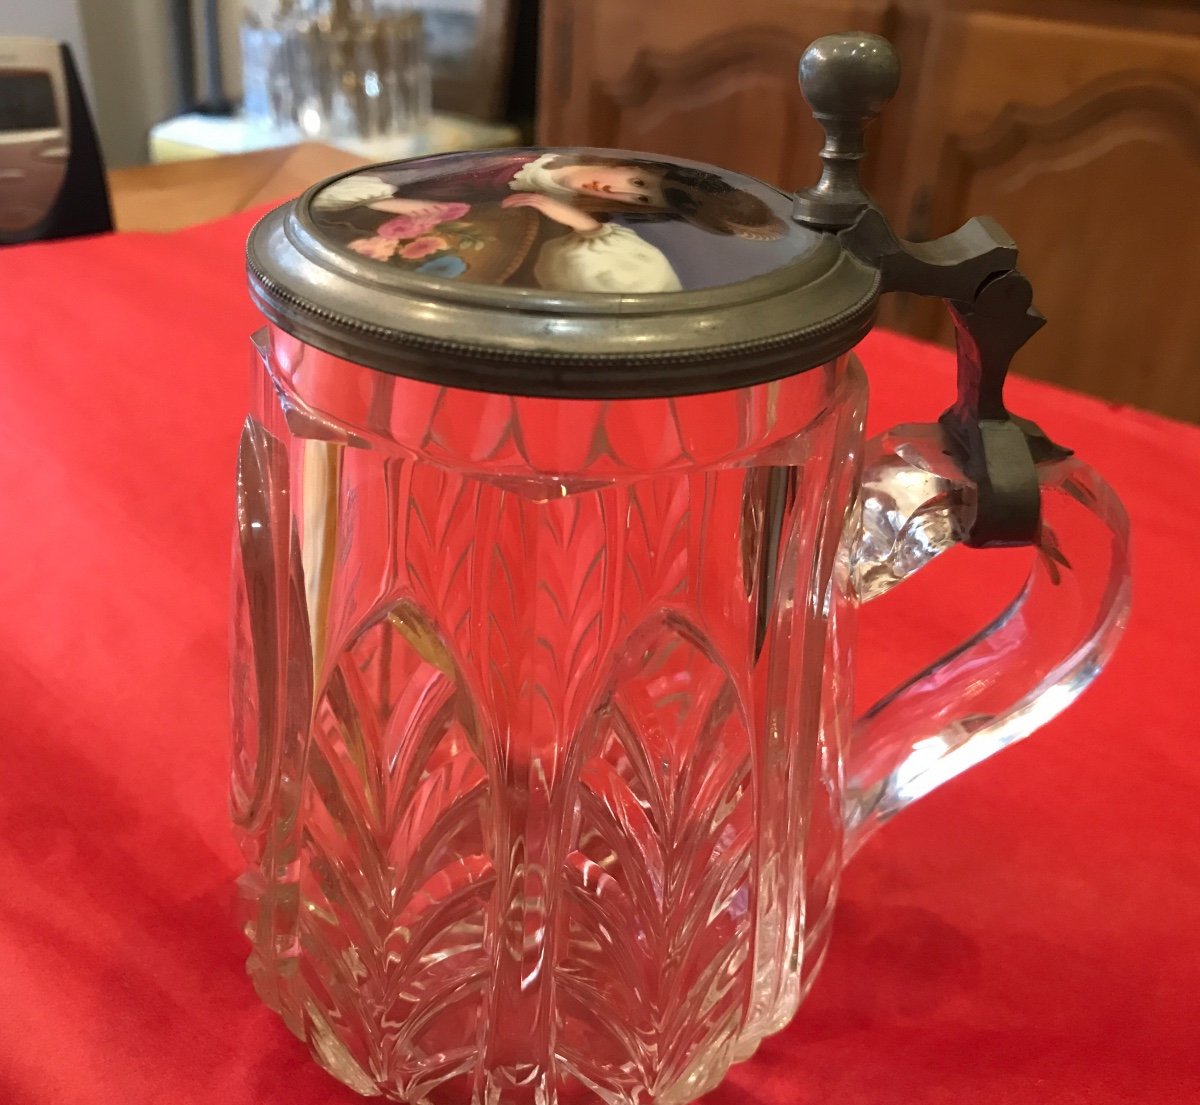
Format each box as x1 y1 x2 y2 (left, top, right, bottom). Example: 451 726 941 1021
247 146 881 398
247 29 911 398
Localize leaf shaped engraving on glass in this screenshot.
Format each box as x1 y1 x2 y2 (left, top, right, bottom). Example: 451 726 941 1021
466 484 623 1105
402 466 484 644
558 613 755 1104
622 476 693 613
254 595 491 1100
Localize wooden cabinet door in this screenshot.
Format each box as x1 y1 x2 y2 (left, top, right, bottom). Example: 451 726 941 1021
537 0 907 197
888 11 1200 420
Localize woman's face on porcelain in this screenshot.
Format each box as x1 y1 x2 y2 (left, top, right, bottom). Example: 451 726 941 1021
548 163 667 206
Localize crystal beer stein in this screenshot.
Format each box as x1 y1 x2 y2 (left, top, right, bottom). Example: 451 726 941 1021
231 34 1130 1104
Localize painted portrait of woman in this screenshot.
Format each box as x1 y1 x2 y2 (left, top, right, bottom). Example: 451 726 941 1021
310 151 792 294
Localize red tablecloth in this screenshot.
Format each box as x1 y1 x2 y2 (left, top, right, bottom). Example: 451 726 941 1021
1 212 1198 1105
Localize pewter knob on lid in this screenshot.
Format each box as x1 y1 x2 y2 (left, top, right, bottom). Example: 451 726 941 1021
793 32 901 229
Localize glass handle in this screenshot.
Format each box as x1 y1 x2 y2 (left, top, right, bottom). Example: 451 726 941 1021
841 422 1131 858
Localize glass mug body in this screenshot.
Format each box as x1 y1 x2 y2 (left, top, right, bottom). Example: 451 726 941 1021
232 324 869 1104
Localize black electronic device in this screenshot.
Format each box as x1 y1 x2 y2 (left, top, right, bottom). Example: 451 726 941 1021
0 37 113 246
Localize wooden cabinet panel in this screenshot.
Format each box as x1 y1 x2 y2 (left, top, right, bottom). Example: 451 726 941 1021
538 0 903 195
889 13 1200 420
536 2 1200 419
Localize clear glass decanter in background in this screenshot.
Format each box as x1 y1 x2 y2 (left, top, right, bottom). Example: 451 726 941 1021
240 0 430 141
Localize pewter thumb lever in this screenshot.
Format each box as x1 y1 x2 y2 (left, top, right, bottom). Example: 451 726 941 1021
793 31 1064 547
792 32 900 229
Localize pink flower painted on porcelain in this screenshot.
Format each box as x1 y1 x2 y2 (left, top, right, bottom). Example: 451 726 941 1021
377 202 471 240
399 235 450 260
347 236 399 261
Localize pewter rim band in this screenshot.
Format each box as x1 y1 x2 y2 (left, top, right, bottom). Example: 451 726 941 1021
245 150 883 399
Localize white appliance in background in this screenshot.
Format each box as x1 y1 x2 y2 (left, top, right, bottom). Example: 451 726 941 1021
0 37 70 237
2 0 92 91
0 34 112 244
